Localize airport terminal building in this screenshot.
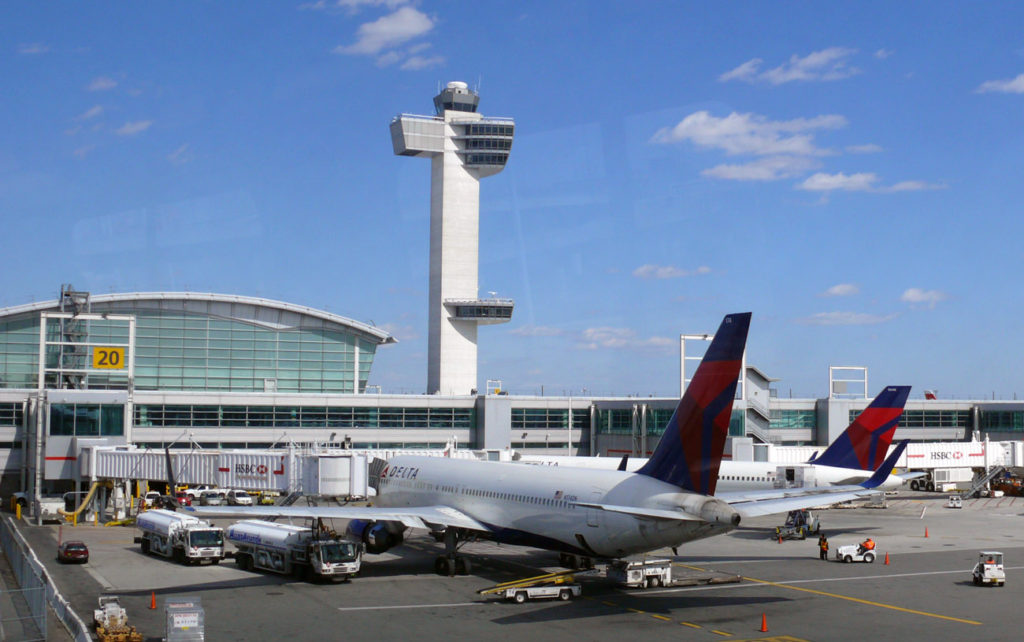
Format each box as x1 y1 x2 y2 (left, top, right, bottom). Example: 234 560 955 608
2 287 1024 497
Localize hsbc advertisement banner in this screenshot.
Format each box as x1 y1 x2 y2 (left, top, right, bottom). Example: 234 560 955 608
904 442 1002 468
217 453 288 490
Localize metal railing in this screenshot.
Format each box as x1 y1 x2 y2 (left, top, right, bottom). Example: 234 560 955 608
0 515 91 642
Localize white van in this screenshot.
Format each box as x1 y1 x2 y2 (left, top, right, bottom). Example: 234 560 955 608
226 490 253 506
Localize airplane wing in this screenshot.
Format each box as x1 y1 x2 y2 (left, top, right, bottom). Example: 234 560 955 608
717 441 907 519
185 504 491 533
897 471 926 480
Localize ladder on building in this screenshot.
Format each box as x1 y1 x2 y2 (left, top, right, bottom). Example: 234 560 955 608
961 466 1007 499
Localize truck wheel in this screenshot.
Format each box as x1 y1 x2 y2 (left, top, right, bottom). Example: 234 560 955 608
864 553 875 563
559 589 572 601
514 591 527 604
926 481 935 492
141 539 150 555
910 480 919 491
973 575 981 586
844 555 852 563
650 577 661 588
643 577 650 589
210 559 220 565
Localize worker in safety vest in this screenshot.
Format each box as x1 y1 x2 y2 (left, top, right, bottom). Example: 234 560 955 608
858 537 875 555
818 533 829 561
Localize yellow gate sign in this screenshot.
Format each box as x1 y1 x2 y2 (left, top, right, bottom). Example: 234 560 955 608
92 347 125 369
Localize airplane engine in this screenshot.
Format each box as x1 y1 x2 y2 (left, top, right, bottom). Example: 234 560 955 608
347 519 405 554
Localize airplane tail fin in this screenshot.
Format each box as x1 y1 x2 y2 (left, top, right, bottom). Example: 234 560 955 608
813 385 911 471
859 440 908 489
636 312 751 495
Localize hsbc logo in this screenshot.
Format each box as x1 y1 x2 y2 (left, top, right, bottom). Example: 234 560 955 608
930 452 963 460
235 463 269 477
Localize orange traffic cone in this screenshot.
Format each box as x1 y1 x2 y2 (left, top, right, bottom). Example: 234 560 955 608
150 592 157 610
924 527 929 538
760 613 768 633
884 552 890 565
777 535 782 544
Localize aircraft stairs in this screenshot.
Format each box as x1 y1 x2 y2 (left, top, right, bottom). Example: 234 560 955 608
961 466 1008 499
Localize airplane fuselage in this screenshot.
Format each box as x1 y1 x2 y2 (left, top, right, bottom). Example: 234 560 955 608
375 455 738 558
518 456 904 491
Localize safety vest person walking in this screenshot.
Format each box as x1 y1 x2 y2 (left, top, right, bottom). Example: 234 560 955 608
818 534 829 560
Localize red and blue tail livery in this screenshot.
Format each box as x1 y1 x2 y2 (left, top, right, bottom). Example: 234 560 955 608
637 312 751 495
811 385 911 471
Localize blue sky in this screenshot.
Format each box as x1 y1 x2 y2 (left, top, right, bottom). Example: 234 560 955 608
3 2 1023 399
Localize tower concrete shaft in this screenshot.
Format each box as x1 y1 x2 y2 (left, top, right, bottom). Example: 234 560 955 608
391 82 514 395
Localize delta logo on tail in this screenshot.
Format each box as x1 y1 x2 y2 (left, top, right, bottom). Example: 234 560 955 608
812 385 911 471
637 312 751 495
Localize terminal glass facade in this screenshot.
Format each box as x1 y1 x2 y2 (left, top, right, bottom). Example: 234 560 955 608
850 408 970 429
0 307 380 394
511 408 589 431
980 410 1024 433
49 403 124 436
770 409 816 429
135 404 474 430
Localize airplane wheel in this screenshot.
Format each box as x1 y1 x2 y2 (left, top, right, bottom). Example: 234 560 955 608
435 557 451 576
514 591 527 604
455 557 471 575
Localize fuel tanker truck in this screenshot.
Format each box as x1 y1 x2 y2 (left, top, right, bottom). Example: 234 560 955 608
135 509 226 565
226 519 362 582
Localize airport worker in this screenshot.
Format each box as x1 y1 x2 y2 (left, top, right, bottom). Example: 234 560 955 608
818 533 829 561
859 537 875 555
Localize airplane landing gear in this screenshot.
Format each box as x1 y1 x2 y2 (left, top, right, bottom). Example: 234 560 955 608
435 528 473 576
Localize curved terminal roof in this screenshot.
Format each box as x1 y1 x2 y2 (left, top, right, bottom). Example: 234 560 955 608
0 292 396 345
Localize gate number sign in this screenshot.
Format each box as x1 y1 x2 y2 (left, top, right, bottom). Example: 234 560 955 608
92 347 125 369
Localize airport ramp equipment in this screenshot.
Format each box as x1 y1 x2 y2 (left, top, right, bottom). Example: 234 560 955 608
477 569 592 595
961 466 1008 499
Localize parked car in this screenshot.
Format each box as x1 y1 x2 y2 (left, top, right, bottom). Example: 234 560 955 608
183 485 213 501
175 491 192 506
57 540 89 564
200 491 225 506
226 490 253 506
144 491 162 508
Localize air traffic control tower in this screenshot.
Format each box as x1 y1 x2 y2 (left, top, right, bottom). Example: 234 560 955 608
390 82 515 395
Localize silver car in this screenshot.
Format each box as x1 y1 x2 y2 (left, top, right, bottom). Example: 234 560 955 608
200 491 225 506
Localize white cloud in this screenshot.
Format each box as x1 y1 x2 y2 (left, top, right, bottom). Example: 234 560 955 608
718 58 762 82
797 171 878 191
652 111 845 157
702 155 820 181
73 145 96 159
632 264 711 279
821 283 860 297
720 47 860 85
88 77 118 91
797 311 897 326
901 288 947 308
977 74 1024 94
400 54 444 70
578 327 674 351
115 120 152 136
874 48 893 60
509 325 565 337
75 105 104 121
375 51 402 67
884 180 945 192
334 6 433 55
167 144 192 165
18 43 49 55
846 143 883 154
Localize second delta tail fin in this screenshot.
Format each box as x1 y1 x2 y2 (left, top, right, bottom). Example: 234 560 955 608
637 312 751 495
811 385 911 471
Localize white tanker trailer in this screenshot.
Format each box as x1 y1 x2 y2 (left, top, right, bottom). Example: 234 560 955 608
226 520 361 582
135 509 225 565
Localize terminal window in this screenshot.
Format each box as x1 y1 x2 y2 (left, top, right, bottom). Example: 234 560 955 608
49 403 124 436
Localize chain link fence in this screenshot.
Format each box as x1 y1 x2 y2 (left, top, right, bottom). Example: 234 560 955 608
0 515 91 642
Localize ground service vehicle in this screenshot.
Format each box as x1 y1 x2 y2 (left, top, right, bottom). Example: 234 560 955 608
135 509 225 564
947 495 963 509
776 509 820 540
606 558 672 588
835 544 876 563
973 551 1005 586
505 583 581 603
57 540 89 563
227 520 361 581
227 489 253 506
